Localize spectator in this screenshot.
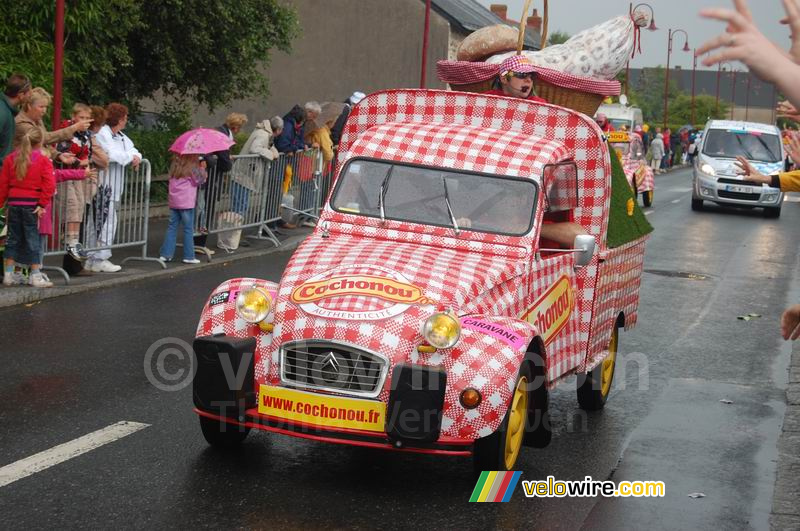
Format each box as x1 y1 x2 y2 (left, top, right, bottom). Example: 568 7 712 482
55 103 96 261
232 117 281 244
86 103 141 273
662 127 672 170
0 127 56 288
13 88 91 152
595 113 614 133
159 155 206 264
1 74 32 166
302 101 322 143
195 112 247 249
330 91 365 146
649 133 665 174
275 105 307 154
670 130 681 166
305 103 339 167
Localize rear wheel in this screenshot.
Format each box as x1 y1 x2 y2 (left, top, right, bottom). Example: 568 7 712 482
199 415 250 449
577 327 618 410
764 206 781 218
473 364 531 474
691 198 704 211
643 190 654 207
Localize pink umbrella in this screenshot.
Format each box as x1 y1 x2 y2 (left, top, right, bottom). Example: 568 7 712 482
169 128 235 155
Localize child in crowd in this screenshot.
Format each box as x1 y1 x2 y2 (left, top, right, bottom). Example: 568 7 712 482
0 128 56 288
159 154 207 264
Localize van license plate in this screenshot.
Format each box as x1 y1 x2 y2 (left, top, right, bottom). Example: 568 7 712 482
726 185 753 194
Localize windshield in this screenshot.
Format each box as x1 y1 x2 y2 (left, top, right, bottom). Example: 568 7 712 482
702 129 782 162
331 159 538 236
608 118 632 131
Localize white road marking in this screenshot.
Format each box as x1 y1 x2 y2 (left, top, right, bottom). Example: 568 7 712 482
671 199 681 204
645 210 654 216
668 187 693 193
0 421 150 488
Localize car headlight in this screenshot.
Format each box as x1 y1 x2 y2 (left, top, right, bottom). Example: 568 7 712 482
422 312 461 349
700 163 716 176
235 287 272 323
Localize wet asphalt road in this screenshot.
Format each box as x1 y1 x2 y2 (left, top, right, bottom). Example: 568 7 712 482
0 166 796 530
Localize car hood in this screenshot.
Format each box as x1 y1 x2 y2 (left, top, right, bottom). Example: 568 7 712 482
700 154 783 177
273 233 527 337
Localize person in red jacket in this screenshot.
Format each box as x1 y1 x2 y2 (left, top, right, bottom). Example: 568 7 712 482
0 126 56 288
484 55 548 103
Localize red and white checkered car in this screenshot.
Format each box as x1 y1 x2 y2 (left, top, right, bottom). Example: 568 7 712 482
192 90 648 472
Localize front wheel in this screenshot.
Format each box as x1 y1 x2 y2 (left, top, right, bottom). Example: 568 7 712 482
199 415 250 449
642 190 654 207
691 198 704 211
577 327 618 411
764 206 781 218
473 364 531 474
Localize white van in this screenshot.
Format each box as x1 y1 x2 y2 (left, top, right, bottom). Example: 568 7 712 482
692 120 784 218
595 103 643 131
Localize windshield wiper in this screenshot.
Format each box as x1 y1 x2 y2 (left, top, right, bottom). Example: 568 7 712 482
751 135 779 162
378 165 395 223
441 176 460 236
734 134 755 160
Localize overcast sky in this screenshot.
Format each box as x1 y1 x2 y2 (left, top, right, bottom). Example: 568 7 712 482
474 0 789 72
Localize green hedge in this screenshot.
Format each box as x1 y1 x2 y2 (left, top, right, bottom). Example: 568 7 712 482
606 147 653 248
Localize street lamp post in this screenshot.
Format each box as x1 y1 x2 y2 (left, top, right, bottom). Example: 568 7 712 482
715 61 732 117
745 73 751 121
691 50 697 126
663 28 690 129
730 68 738 120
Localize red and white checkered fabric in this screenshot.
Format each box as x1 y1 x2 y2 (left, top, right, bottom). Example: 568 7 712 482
436 60 499 84
349 121 568 179
436 61 621 96
582 238 648 371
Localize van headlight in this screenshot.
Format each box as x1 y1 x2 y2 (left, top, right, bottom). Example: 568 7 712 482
235 287 272 323
422 312 461 349
700 163 716 176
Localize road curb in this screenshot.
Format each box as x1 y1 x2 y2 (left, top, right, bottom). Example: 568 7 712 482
0 233 309 310
771 341 800 530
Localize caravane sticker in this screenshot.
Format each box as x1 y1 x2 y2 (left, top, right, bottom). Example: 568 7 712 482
522 275 575 345
291 266 436 321
209 287 277 308
462 318 526 350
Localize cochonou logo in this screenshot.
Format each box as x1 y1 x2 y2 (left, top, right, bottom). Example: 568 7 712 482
291 265 436 321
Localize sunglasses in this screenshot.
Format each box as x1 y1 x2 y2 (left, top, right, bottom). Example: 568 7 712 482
510 72 535 80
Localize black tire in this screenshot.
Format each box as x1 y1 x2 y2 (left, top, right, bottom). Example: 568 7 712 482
473 364 532 474
199 415 250 449
691 198 704 211
764 206 781 218
643 190 653 207
577 327 619 411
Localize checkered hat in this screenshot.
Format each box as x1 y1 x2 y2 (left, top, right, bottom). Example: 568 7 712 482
499 55 537 76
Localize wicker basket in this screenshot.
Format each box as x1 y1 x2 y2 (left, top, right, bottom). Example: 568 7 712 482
533 79 605 116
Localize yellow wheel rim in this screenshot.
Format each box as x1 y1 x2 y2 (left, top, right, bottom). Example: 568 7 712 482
600 329 618 398
504 375 529 470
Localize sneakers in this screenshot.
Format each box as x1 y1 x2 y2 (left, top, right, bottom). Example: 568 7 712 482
182 258 201 264
88 259 122 273
29 272 53 288
66 243 88 262
2 271 25 286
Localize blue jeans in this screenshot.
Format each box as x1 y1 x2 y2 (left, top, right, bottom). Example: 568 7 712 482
231 182 251 216
160 208 195 260
5 205 41 266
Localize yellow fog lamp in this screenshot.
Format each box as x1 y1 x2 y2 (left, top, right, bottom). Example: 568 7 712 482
460 388 482 409
235 287 272 323
422 311 461 349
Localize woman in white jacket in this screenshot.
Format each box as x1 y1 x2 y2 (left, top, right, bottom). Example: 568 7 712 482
231 118 281 217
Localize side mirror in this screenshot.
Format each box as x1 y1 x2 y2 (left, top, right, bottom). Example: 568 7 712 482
574 234 596 267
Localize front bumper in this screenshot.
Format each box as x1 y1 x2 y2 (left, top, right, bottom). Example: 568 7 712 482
693 171 783 207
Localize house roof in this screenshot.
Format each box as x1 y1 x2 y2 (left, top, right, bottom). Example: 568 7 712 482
429 0 540 50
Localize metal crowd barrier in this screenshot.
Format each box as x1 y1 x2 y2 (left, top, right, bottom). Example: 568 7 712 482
44 159 163 283
193 148 323 258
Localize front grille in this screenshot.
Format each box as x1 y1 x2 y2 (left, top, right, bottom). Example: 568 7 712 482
717 177 750 185
718 190 761 201
280 341 388 398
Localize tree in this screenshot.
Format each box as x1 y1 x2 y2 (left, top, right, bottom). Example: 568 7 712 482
547 30 570 46
0 0 298 112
